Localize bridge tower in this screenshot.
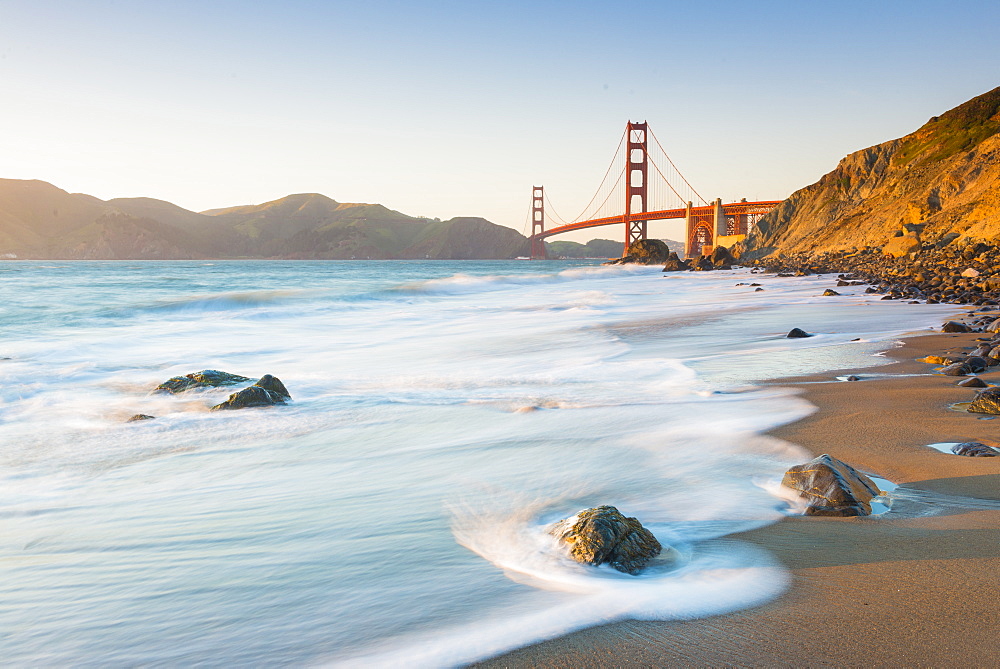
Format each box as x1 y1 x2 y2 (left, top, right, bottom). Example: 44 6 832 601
530 185 547 260
624 121 648 254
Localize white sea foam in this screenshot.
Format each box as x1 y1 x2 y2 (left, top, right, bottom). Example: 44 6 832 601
0 260 958 666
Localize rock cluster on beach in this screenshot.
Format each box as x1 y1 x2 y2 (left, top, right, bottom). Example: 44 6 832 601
129 370 292 420
551 505 662 574
660 246 737 272
743 240 1000 306
782 454 883 516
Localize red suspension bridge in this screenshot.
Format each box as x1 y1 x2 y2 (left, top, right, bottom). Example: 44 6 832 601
526 121 781 259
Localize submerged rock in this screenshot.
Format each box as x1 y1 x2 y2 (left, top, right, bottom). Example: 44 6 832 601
551 505 661 575
968 387 1000 414
781 454 882 516
822 289 841 296
210 375 291 411
156 370 251 394
786 327 812 338
126 414 155 422
951 442 999 457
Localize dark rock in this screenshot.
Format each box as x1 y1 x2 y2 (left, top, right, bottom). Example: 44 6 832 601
661 251 690 272
755 287 765 292
941 321 972 333
845 375 861 381
939 362 971 376
551 505 662 575
211 385 288 411
958 377 988 388
619 239 671 265
822 289 840 296
126 414 155 422
965 356 989 373
156 370 252 394
254 374 291 399
968 388 1000 414
781 454 882 516
693 256 715 271
786 328 812 338
951 441 999 457
710 245 737 267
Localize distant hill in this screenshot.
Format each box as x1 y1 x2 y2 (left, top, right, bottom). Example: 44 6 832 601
741 86 1000 257
546 237 682 259
0 181 530 260
546 239 623 258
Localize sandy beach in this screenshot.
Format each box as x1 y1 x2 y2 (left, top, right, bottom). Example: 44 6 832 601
480 329 1000 667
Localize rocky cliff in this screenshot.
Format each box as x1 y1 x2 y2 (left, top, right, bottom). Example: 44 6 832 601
0 181 530 260
742 86 1000 258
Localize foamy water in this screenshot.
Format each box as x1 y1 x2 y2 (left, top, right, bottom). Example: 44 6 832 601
0 260 955 666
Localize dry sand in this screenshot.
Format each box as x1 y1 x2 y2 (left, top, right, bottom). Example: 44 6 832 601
479 331 1000 668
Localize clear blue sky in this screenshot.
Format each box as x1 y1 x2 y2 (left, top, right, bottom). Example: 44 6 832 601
1 0 997 242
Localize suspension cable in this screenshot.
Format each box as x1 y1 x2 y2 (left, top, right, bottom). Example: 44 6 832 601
542 191 569 226
522 190 533 236
564 127 627 223
648 126 708 205
588 166 626 220
643 144 689 205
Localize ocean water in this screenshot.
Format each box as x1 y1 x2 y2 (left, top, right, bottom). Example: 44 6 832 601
0 260 956 667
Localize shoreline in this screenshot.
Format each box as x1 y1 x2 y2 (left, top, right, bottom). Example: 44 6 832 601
479 329 1000 667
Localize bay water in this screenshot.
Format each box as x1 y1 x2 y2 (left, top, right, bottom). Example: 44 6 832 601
0 260 955 666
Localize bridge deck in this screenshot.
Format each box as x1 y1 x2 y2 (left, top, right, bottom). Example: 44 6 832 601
532 200 782 241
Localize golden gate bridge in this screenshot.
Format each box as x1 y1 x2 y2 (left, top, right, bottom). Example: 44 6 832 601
525 121 781 259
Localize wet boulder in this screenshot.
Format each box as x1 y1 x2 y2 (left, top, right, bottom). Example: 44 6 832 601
957 377 988 388
781 454 882 516
126 414 155 422
693 256 716 271
966 356 989 373
661 251 690 272
156 370 251 394
786 327 812 338
551 505 661 575
968 388 1000 414
942 321 973 333
951 442 999 457
822 289 841 296
621 239 671 265
210 375 291 411
710 245 737 267
939 362 972 376
254 374 291 398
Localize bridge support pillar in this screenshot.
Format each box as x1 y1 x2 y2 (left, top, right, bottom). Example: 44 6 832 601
530 185 547 260
624 121 648 255
683 201 693 257
713 198 726 237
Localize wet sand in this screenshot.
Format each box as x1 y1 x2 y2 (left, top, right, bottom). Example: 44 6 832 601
479 331 1000 667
